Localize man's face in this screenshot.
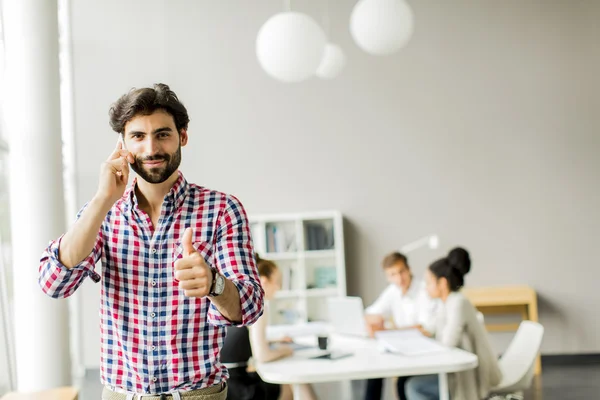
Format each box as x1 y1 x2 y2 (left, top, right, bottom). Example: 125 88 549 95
384 261 412 292
123 109 188 184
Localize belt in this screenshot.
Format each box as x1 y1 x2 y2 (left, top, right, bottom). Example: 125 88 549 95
102 382 226 400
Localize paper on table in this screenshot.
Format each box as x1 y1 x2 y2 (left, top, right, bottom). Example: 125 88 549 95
376 328 423 340
375 329 449 356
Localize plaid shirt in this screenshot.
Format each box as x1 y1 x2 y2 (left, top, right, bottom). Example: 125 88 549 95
39 171 264 394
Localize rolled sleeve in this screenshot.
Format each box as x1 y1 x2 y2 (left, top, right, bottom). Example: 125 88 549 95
38 203 103 299
207 195 264 327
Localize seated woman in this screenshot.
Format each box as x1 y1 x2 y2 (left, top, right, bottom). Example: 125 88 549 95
221 255 316 400
363 252 437 400
405 248 502 400
221 324 277 400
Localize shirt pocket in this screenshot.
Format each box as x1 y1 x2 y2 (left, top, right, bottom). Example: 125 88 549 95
171 241 214 284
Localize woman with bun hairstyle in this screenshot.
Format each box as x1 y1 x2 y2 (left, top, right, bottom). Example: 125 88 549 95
404 248 502 400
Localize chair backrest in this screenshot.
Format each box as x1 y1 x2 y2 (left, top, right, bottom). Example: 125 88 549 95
497 321 544 391
476 311 485 324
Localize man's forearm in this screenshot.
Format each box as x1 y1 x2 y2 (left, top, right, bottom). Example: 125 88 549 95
210 278 242 322
59 196 112 268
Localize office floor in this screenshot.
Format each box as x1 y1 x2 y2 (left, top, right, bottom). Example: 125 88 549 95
79 363 600 400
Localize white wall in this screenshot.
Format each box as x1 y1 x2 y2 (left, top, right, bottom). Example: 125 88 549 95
69 0 600 368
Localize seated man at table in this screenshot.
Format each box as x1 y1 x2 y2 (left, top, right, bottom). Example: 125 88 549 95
363 252 437 400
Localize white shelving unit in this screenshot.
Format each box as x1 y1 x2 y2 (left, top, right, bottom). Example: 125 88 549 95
249 210 346 326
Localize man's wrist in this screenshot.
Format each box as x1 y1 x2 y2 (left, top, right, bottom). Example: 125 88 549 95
208 267 216 294
91 194 116 212
208 268 226 297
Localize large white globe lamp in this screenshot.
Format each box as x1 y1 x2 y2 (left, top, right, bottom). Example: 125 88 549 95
256 12 327 82
350 0 415 56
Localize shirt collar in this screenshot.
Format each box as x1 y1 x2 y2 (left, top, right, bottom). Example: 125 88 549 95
396 280 419 299
124 170 189 211
167 170 189 209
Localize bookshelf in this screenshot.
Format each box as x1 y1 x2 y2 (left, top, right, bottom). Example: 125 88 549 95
249 211 347 326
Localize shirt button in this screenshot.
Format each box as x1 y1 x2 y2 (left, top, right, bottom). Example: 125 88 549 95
150 312 156 318
151 248 157 254
152 377 157 382
151 345 156 351
151 281 157 286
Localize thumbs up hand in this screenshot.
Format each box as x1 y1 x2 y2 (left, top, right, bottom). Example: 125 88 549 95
174 228 213 297
181 227 196 257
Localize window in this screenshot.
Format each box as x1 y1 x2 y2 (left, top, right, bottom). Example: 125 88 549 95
0 2 16 395
0 148 15 396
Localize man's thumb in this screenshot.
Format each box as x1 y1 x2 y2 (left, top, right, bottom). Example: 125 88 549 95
182 227 196 256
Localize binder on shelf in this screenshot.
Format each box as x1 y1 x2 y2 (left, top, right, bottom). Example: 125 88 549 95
281 267 293 291
305 223 334 251
266 224 297 253
266 226 276 253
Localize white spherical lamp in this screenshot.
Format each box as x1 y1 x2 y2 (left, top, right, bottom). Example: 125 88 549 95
256 12 327 83
316 43 347 80
350 0 415 56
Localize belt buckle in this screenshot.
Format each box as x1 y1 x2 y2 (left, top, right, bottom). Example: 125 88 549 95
159 395 167 400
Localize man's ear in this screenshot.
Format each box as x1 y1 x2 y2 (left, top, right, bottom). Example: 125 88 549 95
180 129 188 146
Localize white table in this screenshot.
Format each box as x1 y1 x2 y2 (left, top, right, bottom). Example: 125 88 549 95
256 334 478 400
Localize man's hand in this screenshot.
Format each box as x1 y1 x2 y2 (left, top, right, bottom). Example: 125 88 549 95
416 325 433 338
280 346 294 357
174 228 214 298
95 139 134 205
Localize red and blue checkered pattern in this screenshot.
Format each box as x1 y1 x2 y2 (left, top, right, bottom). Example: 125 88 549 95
39 171 264 394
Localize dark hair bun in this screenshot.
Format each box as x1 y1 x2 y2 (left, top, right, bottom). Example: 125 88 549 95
447 247 471 277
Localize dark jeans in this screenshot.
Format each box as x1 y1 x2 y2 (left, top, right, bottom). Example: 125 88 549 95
364 376 410 400
405 375 441 400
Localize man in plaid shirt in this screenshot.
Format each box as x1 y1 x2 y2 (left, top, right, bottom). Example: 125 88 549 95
39 83 264 400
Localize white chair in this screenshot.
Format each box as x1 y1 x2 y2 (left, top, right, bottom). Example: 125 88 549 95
489 320 544 400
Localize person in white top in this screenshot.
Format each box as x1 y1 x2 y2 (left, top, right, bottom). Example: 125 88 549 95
363 252 437 400
405 248 502 400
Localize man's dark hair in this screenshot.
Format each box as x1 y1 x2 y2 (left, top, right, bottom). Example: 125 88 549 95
109 83 190 134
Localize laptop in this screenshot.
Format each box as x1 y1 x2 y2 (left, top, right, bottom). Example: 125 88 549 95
327 296 369 337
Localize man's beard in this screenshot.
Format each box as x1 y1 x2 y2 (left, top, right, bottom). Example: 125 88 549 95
130 146 182 184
